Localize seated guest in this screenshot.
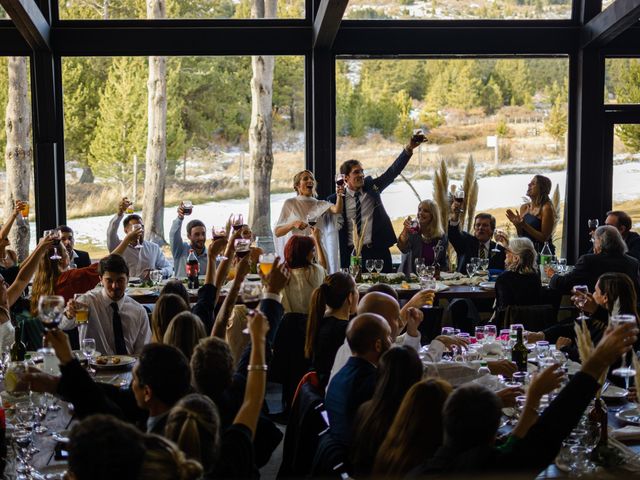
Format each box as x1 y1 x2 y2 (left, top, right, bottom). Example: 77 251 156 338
61 253 151 355
494 237 541 316
549 225 640 294
374 379 452 476
107 198 173 279
325 313 392 447
138 434 203 480
351 346 423 475
281 234 327 314
506 175 556 254
529 272 639 358
170 202 208 278
603 210 640 262
59 224 91 268
162 312 207 360
165 310 271 479
398 199 448 275
410 323 638 476
0 200 28 276
306 272 358 387
151 293 189 342
66 414 147 480
448 198 506 272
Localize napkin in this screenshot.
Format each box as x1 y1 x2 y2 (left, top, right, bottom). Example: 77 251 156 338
611 426 640 441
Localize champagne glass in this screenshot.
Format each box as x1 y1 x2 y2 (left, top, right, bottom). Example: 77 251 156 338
212 227 228 262
74 293 89 345
38 295 65 331
610 314 637 386
588 219 599 243
82 338 96 375
374 259 384 274
132 223 144 249
573 285 589 321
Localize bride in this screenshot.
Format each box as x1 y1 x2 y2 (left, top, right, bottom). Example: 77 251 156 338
274 170 343 273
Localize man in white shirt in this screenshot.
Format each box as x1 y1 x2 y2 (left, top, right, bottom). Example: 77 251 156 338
62 254 151 355
107 198 173 279
170 202 208 278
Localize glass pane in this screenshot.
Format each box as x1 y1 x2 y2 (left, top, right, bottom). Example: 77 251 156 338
58 0 304 20
612 124 640 215
0 57 35 259
0 5 7 19
62 55 305 262
344 0 572 20
336 58 569 262
605 58 640 105
602 0 615 11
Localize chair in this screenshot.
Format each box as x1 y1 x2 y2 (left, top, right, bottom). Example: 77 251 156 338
418 306 444 344
501 304 556 331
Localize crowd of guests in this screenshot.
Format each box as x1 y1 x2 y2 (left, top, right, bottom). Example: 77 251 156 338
1 137 639 479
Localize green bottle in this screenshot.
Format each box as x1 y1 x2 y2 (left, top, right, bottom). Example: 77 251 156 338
10 321 26 362
511 327 528 373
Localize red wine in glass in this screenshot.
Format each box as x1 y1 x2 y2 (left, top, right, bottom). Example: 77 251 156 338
244 299 260 309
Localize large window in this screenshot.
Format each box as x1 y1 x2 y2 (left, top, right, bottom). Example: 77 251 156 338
344 0 573 20
336 57 569 258
612 124 640 220
62 55 305 258
0 57 35 257
605 58 640 105
58 0 305 20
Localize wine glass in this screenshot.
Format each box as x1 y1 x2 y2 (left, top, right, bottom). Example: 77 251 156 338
535 340 551 360
466 263 477 290
374 259 384 274
588 219 599 243
182 200 193 215
150 270 163 289
425 265 436 278
38 295 65 331
492 229 505 253
414 257 426 275
307 215 318 231
365 259 375 274
212 227 228 262
241 282 262 309
82 338 96 375
234 239 251 258
232 214 245 232
453 188 465 213
132 223 144 249
44 229 62 260
573 285 589 320
335 173 345 189
483 325 497 344
610 314 637 387
432 243 444 264
557 257 567 274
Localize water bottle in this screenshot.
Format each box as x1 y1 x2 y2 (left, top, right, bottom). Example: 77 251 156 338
539 241 552 283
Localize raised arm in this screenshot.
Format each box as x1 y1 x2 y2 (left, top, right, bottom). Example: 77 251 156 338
211 254 250 338
0 200 26 243
107 198 130 251
397 217 414 253
7 235 54 307
232 310 269 439
510 203 555 244
111 228 141 257
311 226 328 271
372 135 424 192
170 205 187 260
328 184 345 215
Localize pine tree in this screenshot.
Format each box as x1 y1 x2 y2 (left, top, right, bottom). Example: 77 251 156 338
545 97 567 152
394 90 414 143
615 60 640 153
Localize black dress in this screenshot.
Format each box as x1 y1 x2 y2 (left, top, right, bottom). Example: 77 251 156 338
495 270 542 312
313 316 349 387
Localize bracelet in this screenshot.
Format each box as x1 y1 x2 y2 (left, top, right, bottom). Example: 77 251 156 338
247 364 268 372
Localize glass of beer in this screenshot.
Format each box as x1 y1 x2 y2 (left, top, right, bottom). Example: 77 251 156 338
74 294 89 325
259 253 275 276
182 200 193 216
125 202 134 214
19 201 29 217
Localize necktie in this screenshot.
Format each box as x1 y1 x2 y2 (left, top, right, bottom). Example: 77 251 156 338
354 191 362 236
479 244 487 259
110 302 128 355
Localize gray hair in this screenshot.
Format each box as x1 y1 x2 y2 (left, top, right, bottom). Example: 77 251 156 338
506 237 537 274
594 225 628 255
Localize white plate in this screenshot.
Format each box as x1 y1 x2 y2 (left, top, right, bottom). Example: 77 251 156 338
126 287 156 296
602 385 629 400
479 281 496 290
616 405 640 425
91 355 136 369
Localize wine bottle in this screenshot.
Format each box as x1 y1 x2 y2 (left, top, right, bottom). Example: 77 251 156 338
511 326 528 372
9 321 26 362
186 249 200 289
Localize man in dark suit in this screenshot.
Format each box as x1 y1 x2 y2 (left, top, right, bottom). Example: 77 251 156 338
325 313 391 447
328 134 426 272
550 225 640 294
448 197 506 273
59 225 91 268
604 210 640 263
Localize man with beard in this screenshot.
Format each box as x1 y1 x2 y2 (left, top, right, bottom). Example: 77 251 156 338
170 202 208 278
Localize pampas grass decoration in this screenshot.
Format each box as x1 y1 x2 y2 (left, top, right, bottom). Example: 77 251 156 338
433 160 449 234
461 155 476 229
466 179 479 233
552 184 561 236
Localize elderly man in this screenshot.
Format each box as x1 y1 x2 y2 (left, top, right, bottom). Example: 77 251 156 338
603 210 640 262
550 225 640 294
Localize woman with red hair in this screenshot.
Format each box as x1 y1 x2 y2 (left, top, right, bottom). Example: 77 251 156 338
281 233 327 314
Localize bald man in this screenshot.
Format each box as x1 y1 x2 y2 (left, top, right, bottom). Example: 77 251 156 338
325 313 392 447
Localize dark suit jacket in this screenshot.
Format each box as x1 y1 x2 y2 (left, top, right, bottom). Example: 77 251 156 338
328 149 412 268
625 231 640 263
447 224 506 273
325 356 376 447
73 249 91 268
549 252 640 294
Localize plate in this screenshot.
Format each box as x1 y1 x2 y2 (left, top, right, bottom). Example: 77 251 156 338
246 274 261 282
126 287 157 296
479 281 496 290
616 405 640 425
602 385 629 400
91 355 136 369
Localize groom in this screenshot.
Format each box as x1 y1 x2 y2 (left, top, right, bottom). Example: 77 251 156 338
328 134 426 272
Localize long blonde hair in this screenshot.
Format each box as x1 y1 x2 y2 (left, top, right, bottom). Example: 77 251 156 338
418 200 444 240
163 312 207 360
30 244 66 316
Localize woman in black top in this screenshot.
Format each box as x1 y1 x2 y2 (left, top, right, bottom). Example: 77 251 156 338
305 272 358 387
494 237 541 316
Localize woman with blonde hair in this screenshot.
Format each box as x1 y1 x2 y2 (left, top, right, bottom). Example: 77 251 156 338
373 378 453 476
398 199 448 275
494 237 541 314
138 434 203 480
506 174 556 254
151 293 189 343
163 312 207 359
274 169 344 273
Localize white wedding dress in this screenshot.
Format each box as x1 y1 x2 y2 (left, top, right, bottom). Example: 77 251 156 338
274 195 341 274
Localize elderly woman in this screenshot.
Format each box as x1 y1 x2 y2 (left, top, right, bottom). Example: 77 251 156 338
274 170 344 273
398 199 448 275
494 237 541 315
549 225 640 295
506 175 556 254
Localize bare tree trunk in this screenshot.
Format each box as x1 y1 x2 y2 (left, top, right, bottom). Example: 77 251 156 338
4 57 31 261
142 0 167 245
248 0 277 252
